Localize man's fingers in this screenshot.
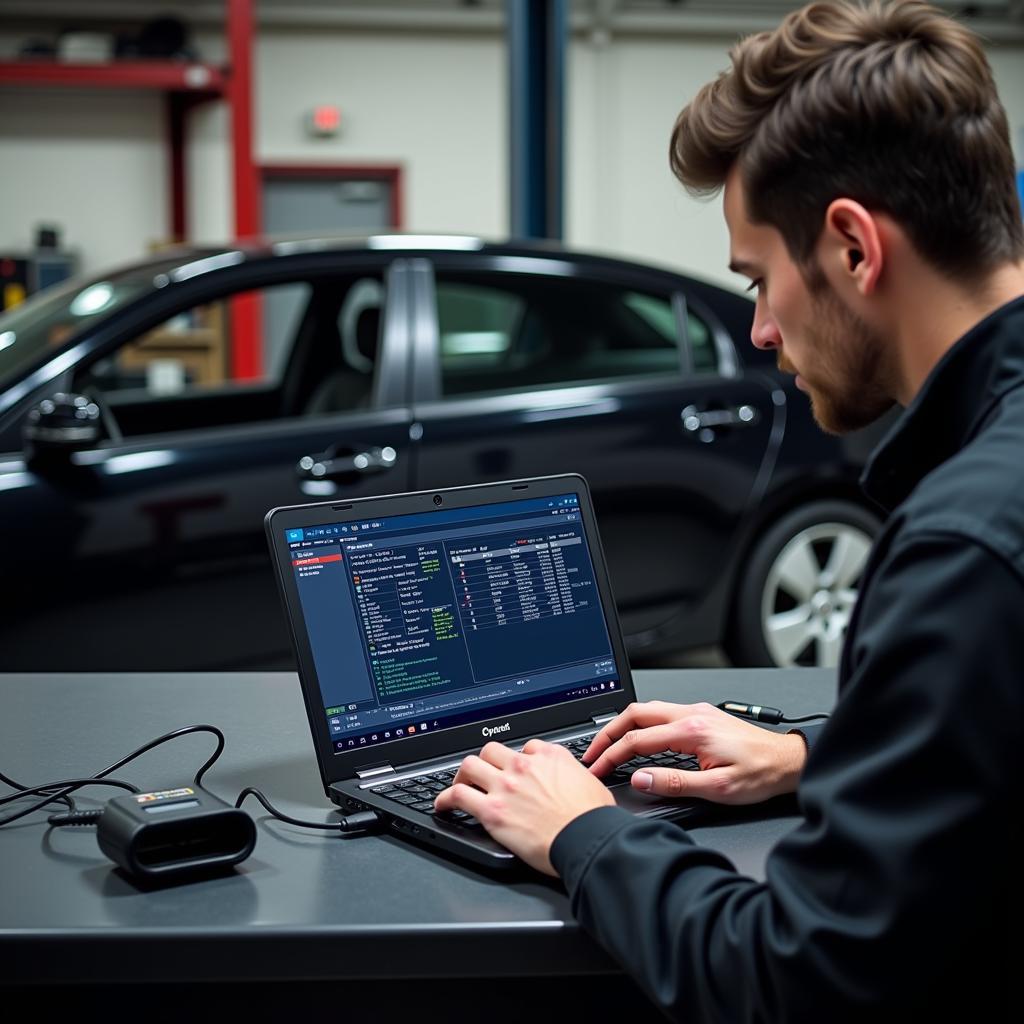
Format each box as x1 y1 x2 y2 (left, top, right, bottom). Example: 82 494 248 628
587 723 689 777
583 716 628 764
583 704 657 763
452 752 503 791
630 765 733 803
434 781 488 816
477 741 517 768
583 701 705 764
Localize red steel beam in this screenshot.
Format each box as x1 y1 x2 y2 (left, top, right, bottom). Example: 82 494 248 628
227 0 262 380
0 60 224 91
166 94 187 243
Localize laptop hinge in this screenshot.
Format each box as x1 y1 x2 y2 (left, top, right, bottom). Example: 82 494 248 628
592 713 616 727
356 763 396 781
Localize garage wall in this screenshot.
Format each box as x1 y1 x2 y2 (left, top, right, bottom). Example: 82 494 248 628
571 35 1024 292
185 27 509 247
567 34 737 289
0 80 168 275
1 24 1022 290
0 26 508 274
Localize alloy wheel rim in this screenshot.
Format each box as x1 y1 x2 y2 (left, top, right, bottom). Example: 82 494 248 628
761 522 872 667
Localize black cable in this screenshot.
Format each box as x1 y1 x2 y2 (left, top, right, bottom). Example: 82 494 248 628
0 777 138 828
234 787 383 834
87 724 225 789
0 770 75 812
6 725 383 837
716 701 831 725
1 725 224 829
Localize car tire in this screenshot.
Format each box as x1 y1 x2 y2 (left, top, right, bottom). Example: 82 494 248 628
728 500 881 668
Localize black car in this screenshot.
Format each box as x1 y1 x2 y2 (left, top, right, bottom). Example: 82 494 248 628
0 235 884 671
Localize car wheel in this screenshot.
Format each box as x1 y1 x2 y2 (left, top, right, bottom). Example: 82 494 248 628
728 500 881 668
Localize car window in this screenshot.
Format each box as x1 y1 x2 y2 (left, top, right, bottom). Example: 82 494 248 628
67 272 386 438
686 308 717 373
299 274 385 416
438 283 523 368
0 255 203 393
620 291 717 373
78 282 310 397
436 275 686 397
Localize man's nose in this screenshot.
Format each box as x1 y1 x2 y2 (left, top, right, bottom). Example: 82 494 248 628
751 298 782 351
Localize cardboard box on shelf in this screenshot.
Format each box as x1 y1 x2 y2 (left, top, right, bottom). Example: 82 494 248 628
117 300 228 389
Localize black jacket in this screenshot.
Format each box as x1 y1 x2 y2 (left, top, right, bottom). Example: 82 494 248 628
551 295 1024 1021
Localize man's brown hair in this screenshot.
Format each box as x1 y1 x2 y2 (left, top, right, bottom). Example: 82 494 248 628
670 0 1024 281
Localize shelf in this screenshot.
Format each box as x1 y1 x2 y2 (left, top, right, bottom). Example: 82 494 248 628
0 60 225 94
0 2 260 377
119 302 228 388
136 328 223 350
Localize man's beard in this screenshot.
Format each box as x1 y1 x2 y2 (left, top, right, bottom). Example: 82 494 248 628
785 284 895 435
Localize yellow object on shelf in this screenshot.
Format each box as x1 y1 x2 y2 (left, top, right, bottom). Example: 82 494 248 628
3 282 26 310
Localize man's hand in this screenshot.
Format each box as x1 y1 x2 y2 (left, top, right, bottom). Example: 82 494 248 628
433 739 615 877
583 701 807 805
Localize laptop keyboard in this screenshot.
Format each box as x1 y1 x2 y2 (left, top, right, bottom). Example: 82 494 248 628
368 734 700 829
559 736 700 777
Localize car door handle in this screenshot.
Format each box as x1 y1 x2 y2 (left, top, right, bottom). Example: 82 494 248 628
297 446 398 482
681 404 760 439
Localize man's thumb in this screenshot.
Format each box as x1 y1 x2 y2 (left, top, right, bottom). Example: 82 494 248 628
631 767 698 798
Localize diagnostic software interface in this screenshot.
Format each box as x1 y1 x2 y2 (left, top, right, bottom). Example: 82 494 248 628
285 493 620 753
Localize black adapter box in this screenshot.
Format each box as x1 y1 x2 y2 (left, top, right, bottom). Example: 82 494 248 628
97 786 256 882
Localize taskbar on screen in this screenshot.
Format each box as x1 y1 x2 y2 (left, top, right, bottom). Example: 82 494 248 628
330 677 620 753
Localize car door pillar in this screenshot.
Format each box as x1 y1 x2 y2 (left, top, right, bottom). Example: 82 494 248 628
373 259 414 409
408 259 441 405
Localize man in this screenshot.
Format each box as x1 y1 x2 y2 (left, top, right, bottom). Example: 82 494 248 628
436 1 1024 1018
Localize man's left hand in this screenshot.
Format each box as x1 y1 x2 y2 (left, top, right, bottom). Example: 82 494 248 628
433 740 615 876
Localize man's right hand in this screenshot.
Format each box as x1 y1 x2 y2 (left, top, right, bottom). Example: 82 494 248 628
583 701 808 805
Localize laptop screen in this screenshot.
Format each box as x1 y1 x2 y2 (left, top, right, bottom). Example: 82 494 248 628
284 491 621 756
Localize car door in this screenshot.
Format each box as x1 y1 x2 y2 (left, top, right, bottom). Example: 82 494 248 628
405 254 779 651
0 259 416 671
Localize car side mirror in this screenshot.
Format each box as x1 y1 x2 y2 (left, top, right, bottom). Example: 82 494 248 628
23 393 103 465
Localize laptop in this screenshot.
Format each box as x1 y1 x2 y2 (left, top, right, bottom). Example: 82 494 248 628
265 474 704 870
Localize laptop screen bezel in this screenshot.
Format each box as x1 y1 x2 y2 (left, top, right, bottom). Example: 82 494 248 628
265 474 637 790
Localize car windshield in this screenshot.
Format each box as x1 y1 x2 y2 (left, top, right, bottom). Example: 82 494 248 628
0 255 201 392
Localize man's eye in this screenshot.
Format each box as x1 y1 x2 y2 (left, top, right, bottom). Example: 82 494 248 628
745 279 764 295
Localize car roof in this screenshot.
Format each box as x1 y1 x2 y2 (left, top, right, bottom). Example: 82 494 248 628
84 233 757 364
107 233 712 289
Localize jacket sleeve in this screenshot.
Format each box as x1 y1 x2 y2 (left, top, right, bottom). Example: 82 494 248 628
787 720 825 752
549 533 1022 1022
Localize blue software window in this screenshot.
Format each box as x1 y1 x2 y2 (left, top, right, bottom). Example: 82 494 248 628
287 494 619 752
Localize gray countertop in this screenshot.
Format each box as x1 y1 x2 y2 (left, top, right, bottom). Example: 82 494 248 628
0 668 836 984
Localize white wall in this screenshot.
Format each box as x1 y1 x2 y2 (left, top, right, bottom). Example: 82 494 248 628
1 23 1022 289
255 29 506 238
570 34 1024 294
184 26 508 247
567 34 737 290
0 84 168 275
0 26 507 274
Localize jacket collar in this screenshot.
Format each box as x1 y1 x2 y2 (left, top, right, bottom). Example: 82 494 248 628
862 294 1024 512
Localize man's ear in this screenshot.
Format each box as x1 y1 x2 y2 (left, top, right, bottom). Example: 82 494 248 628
822 199 883 296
